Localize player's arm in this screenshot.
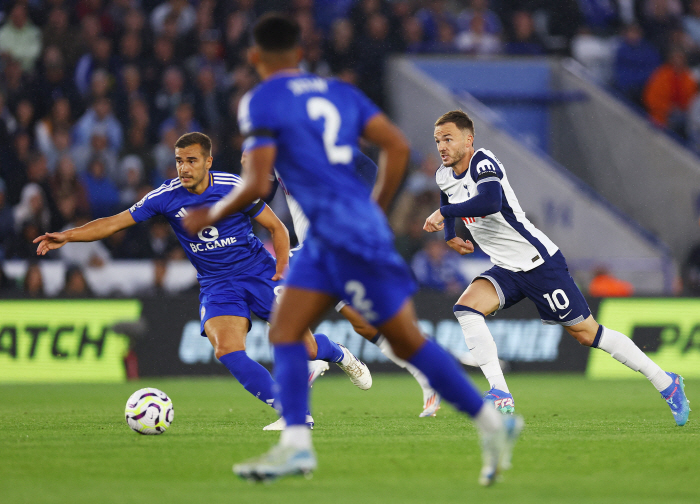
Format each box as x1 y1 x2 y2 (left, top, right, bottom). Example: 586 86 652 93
361 113 411 213
252 204 290 281
424 180 502 232
183 146 276 234
33 210 137 256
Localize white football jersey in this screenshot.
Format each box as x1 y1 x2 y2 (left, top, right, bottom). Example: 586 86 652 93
275 169 310 244
436 148 558 272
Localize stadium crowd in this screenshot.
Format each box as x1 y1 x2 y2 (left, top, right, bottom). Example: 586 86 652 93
0 0 699 297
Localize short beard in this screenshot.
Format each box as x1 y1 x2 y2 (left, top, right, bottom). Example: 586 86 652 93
444 147 465 167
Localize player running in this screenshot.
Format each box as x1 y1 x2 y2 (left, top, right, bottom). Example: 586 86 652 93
33 131 370 430
183 14 522 486
265 149 442 418
424 110 690 426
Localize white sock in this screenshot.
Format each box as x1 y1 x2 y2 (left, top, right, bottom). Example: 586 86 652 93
280 425 312 450
597 326 672 392
376 335 434 402
474 401 502 435
455 309 510 393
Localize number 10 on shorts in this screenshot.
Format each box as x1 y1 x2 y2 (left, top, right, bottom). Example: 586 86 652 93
543 289 570 312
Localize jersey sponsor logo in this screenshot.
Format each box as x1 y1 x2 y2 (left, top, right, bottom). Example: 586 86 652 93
189 226 238 253
198 226 219 242
175 207 189 219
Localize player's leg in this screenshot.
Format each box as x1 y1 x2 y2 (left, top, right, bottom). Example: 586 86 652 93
454 278 514 413
338 301 439 416
378 298 523 485
566 315 689 426
204 315 276 408
234 287 334 481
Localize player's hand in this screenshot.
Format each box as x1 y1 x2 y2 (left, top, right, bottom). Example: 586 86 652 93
446 237 474 255
33 232 68 256
271 260 288 281
423 209 445 232
182 207 213 235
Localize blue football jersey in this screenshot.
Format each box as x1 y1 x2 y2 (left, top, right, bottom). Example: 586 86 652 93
238 73 394 260
129 171 271 284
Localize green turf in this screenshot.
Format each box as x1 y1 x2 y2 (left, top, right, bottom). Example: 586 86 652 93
1 373 698 504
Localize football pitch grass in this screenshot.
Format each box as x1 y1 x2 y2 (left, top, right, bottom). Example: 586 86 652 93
1 373 698 504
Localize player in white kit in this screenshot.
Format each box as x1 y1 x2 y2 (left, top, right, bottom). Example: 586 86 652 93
267 150 442 417
424 110 689 426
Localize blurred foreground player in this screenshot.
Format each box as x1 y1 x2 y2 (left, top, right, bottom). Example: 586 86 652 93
34 132 369 429
424 110 690 425
265 148 442 418
183 14 523 485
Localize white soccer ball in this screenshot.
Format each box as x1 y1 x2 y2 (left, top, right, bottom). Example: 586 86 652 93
125 387 174 435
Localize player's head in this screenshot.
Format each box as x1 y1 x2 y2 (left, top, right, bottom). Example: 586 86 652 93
434 110 474 168
174 132 213 193
248 13 303 78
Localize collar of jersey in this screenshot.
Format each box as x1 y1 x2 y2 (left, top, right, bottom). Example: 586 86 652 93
450 167 468 180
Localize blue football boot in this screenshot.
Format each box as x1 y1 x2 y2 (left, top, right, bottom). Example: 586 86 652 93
661 372 690 426
484 388 515 414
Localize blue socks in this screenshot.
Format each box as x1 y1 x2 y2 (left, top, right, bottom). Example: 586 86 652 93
408 339 484 417
273 343 309 426
313 333 344 362
218 350 276 407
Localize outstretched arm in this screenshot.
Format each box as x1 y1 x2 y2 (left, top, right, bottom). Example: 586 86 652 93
362 113 411 213
183 146 276 234
253 204 290 281
33 210 137 256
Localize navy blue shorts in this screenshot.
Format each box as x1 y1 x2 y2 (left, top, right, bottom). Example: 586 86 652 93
198 254 281 337
285 235 417 326
474 251 591 326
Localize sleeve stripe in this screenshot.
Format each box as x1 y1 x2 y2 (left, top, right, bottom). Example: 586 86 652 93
476 177 500 187
147 181 182 199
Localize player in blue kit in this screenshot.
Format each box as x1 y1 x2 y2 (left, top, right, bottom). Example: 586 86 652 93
33 131 369 429
182 14 522 485
424 110 690 425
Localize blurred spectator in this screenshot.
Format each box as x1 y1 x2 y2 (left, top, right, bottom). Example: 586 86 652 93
35 98 73 164
42 8 84 70
416 0 455 43
82 157 121 219
193 67 226 133
411 237 468 294
148 216 180 258
643 47 697 134
588 266 634 297
0 91 18 143
0 264 19 295
185 29 227 87
6 221 44 260
457 0 503 37
683 0 700 49
13 183 50 234
324 18 358 73
613 23 662 106
119 31 144 68
158 101 202 140
2 57 30 112
35 46 82 121
72 97 123 152
123 125 157 182
0 3 42 72
641 0 684 54
72 127 119 177
0 178 15 256
74 36 119 97
456 11 502 55
61 266 93 297
423 21 458 54
577 0 624 35
505 10 545 56
151 0 196 37
51 155 91 218
356 13 392 109
23 262 45 298
153 66 191 130
1 132 32 205
58 213 112 266
118 155 145 207
15 99 36 136
402 16 426 53
113 65 146 127
153 127 179 181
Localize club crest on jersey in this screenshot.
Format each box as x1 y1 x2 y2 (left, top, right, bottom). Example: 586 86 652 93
130 196 146 212
189 225 237 253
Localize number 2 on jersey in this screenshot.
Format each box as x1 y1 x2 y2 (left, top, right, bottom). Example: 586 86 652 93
307 97 353 164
